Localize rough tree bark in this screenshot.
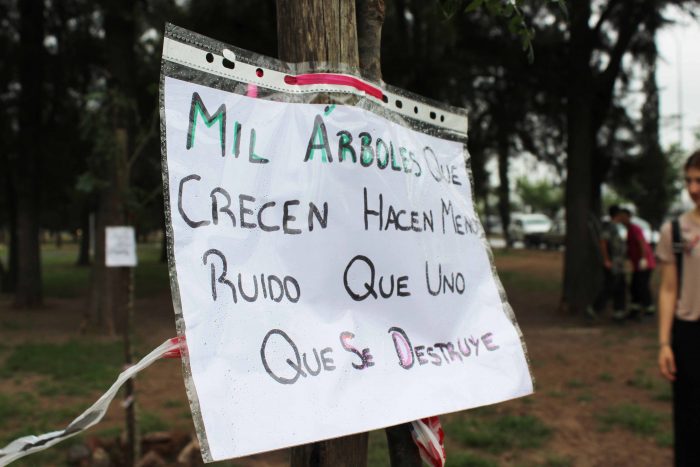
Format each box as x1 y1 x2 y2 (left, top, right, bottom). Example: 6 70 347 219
94 0 139 463
15 0 44 308
76 204 91 266
276 1 369 465
562 0 650 313
356 0 384 81
277 0 359 66
563 1 597 313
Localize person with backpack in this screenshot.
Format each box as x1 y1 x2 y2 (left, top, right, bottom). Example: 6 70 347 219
620 207 656 319
656 150 700 466
587 205 627 321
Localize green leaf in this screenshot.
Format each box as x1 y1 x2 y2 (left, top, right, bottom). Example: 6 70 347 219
508 14 521 34
503 3 514 18
464 0 485 14
521 33 530 50
485 0 502 15
75 172 107 194
438 0 463 19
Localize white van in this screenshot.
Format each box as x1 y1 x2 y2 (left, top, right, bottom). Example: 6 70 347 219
508 213 552 248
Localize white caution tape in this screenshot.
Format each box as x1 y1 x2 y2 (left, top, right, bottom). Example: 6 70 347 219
1 336 446 466
0 338 180 466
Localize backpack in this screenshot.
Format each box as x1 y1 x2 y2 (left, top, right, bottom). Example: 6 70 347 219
672 218 683 297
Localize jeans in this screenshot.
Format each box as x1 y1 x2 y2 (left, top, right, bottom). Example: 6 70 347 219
592 269 626 312
630 269 653 309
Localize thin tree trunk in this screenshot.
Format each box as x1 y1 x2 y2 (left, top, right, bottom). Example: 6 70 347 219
497 125 511 248
637 55 667 229
14 0 44 308
563 1 598 314
76 203 91 266
385 424 421 467
97 1 139 462
89 206 113 332
123 266 138 466
2 160 18 293
358 2 421 464
277 2 368 466
357 0 384 82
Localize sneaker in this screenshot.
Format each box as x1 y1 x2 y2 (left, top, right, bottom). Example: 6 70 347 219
612 309 627 321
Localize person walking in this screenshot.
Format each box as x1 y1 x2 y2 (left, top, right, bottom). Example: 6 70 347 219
587 205 627 321
657 150 700 466
620 207 656 319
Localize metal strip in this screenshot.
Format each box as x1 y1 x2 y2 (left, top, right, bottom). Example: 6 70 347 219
158 52 214 462
162 37 468 136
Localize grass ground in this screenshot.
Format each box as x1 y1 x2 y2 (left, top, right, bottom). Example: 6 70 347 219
0 245 673 466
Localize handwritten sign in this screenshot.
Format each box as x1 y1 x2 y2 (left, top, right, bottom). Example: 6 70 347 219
161 25 532 463
105 226 137 267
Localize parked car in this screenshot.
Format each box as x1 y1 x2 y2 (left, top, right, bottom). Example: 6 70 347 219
542 219 566 250
483 215 503 235
508 213 552 248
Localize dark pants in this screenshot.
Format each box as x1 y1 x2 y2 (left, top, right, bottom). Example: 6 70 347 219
673 319 700 466
630 269 653 309
593 269 626 312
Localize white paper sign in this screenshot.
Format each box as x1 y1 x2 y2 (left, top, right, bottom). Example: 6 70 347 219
163 75 532 461
105 226 137 267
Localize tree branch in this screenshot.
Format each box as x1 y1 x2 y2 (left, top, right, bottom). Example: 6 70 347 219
593 2 649 128
127 109 157 168
591 0 622 38
356 0 385 82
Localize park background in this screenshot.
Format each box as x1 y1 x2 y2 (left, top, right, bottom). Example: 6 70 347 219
1 0 700 466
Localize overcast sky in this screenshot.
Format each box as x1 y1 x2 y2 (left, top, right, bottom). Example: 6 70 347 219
657 8 700 152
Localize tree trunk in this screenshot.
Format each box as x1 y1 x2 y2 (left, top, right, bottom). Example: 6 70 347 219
14 0 44 308
276 2 368 465
89 211 112 332
356 0 384 82
497 127 512 248
562 1 599 314
277 0 359 66
76 203 91 266
93 1 139 463
385 424 421 467
2 161 18 293
637 55 667 230
358 2 421 464
90 0 136 327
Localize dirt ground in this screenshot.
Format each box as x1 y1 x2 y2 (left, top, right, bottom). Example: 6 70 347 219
0 249 672 466
492 251 671 467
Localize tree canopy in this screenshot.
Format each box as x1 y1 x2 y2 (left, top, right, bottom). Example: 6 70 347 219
0 0 696 314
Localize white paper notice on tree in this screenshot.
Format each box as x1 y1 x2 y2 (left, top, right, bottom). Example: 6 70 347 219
160 25 533 463
105 226 137 267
